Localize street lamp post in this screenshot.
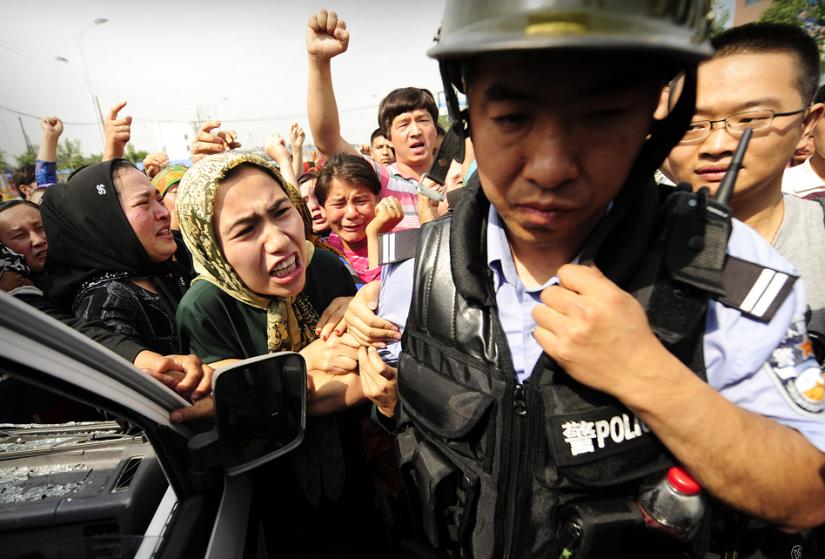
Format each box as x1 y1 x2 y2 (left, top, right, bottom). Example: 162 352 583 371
77 18 109 150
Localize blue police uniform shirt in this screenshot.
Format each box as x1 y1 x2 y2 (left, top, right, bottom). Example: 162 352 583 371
379 205 825 451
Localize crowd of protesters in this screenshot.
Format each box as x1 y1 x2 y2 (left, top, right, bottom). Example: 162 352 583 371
4 4 825 557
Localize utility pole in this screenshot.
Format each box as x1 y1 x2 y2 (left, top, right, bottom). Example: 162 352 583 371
18 117 33 157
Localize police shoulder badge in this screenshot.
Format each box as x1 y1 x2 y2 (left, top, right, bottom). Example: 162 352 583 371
767 320 825 417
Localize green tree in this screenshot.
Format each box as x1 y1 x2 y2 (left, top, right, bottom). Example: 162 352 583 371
710 0 732 36
15 148 36 168
124 144 149 165
57 138 101 171
760 0 825 72
0 148 10 172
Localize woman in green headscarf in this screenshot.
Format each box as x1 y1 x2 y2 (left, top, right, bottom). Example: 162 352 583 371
175 151 389 555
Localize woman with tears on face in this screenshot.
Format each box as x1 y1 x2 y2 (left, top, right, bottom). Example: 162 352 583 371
41 161 188 355
174 151 396 557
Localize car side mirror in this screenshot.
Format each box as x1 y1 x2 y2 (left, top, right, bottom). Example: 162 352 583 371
188 352 306 477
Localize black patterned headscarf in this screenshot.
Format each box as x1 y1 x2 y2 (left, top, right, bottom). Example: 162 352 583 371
0 242 29 276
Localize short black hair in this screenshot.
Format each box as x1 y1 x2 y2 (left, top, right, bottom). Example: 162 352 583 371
297 170 318 186
815 84 825 105
315 154 380 207
12 165 35 189
0 199 40 215
370 128 386 144
711 22 821 103
378 88 438 140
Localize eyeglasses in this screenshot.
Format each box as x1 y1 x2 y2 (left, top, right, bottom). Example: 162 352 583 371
680 108 808 143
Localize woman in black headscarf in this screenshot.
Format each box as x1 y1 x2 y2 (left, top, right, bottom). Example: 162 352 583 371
40 159 187 355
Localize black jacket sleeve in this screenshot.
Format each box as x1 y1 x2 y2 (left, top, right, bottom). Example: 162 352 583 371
14 292 146 363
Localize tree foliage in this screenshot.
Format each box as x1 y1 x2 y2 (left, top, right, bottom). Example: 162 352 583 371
57 138 101 171
0 148 11 173
710 0 732 36
759 0 825 72
15 148 36 168
12 138 101 173
124 144 149 165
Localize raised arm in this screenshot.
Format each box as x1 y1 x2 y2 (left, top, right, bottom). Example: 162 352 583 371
36 116 63 186
265 133 299 187
306 9 359 158
289 123 305 178
102 101 131 161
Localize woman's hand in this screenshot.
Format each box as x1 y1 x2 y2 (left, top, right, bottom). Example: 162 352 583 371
103 101 132 161
265 133 291 166
367 196 404 236
301 332 361 374
143 152 169 179
344 281 401 347
358 346 397 418
134 351 214 400
191 121 241 163
315 296 352 340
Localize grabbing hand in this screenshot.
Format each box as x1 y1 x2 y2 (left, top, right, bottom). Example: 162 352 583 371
191 121 241 163
344 281 401 348
358 346 397 418
103 101 131 161
367 196 404 235
40 116 64 138
531 264 672 400
133 351 214 400
416 176 446 225
315 296 352 340
170 396 214 423
302 332 362 375
306 9 349 61
143 152 169 179
289 122 305 149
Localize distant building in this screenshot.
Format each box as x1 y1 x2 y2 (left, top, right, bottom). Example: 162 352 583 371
732 0 772 26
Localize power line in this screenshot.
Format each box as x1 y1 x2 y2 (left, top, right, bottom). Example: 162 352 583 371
0 103 96 125
0 39 198 117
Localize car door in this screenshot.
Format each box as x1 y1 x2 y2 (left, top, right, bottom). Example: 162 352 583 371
0 292 255 558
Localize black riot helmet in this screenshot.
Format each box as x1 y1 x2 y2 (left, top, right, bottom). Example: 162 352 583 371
427 0 715 190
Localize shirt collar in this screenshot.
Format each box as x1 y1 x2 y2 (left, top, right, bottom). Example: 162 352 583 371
486 205 578 294
388 162 419 182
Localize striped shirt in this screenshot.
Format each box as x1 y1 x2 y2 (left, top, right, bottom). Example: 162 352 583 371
365 159 421 231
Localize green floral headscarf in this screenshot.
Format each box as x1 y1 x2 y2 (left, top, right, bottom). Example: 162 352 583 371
177 151 347 505
176 151 319 353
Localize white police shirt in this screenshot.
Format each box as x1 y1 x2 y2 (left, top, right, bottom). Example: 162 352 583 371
379 206 825 452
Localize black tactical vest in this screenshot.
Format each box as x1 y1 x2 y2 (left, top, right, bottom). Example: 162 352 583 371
395 178 716 558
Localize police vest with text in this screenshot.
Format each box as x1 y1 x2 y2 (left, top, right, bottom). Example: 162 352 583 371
392 179 795 559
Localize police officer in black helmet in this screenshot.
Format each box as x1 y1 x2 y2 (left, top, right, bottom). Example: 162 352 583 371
333 0 825 557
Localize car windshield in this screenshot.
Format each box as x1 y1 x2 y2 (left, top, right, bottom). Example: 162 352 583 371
0 375 172 559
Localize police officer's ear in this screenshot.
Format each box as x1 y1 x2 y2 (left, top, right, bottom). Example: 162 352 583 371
654 85 671 120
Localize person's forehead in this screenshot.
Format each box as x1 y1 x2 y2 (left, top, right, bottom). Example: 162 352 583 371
328 178 374 197
299 179 316 195
0 205 40 229
117 167 154 194
391 108 432 124
694 51 804 114
225 168 282 196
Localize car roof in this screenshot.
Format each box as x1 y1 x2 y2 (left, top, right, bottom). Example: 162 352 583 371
0 291 193 433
